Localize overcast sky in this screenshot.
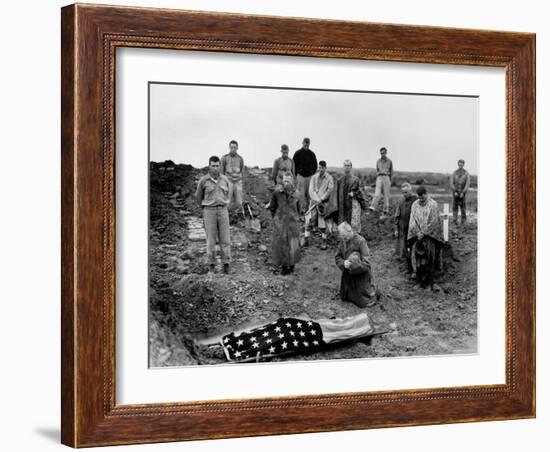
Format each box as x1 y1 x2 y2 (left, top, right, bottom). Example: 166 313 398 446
150 83 478 174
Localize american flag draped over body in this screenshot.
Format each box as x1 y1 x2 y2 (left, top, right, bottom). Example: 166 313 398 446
221 314 373 362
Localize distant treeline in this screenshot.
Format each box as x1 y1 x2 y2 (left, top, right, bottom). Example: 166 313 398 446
326 167 478 188
151 160 477 189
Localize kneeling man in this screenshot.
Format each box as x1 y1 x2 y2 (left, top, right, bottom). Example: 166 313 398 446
335 222 376 308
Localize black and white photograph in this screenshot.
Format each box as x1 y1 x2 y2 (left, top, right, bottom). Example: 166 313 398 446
148 82 479 367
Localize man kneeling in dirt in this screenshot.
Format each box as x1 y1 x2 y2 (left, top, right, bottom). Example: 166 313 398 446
195 155 232 274
335 222 376 308
407 185 444 289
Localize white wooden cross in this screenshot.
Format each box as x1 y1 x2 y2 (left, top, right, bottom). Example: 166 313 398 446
440 203 450 242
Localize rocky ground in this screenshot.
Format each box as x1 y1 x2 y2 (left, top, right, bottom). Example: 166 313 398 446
149 161 478 367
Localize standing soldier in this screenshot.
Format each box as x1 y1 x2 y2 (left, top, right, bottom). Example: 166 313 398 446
336 160 368 234
393 182 418 273
450 159 471 225
292 137 318 215
305 161 337 250
272 144 295 185
269 175 302 275
369 147 393 218
407 186 444 289
195 156 232 274
221 140 245 215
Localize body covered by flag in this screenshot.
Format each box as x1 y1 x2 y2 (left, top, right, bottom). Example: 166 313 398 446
221 313 373 362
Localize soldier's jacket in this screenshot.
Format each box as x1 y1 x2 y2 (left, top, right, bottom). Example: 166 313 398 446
450 168 471 193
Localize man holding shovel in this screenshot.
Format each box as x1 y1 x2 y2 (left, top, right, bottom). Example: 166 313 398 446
304 161 337 249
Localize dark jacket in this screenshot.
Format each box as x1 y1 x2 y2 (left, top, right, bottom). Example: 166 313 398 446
337 174 368 224
292 148 318 178
394 192 418 257
269 188 301 266
335 234 375 308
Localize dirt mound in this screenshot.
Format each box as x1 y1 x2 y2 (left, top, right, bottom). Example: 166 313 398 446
150 161 272 242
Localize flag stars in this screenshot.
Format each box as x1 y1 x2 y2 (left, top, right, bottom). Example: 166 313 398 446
224 319 323 361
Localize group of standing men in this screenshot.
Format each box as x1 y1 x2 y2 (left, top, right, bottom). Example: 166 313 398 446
267 140 396 306
271 139 396 250
392 159 471 289
195 136 472 299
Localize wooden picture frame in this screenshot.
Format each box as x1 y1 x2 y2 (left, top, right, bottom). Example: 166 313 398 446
61 3 535 447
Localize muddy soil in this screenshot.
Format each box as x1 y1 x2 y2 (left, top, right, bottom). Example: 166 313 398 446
149 162 477 367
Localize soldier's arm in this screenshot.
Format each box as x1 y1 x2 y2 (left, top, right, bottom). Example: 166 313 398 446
220 156 227 175
292 152 300 175
324 175 335 200
335 247 346 271
309 176 320 202
195 178 204 205
353 179 368 210
450 173 455 191
240 156 246 183
394 203 401 223
272 159 279 184
360 237 371 257
269 191 278 217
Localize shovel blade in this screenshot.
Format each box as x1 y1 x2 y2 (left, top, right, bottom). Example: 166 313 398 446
250 219 261 232
245 218 261 233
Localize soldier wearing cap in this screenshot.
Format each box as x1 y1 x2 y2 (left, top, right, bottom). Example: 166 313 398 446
272 144 295 186
195 155 232 274
293 137 318 214
305 160 337 250
220 139 245 214
450 159 471 225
